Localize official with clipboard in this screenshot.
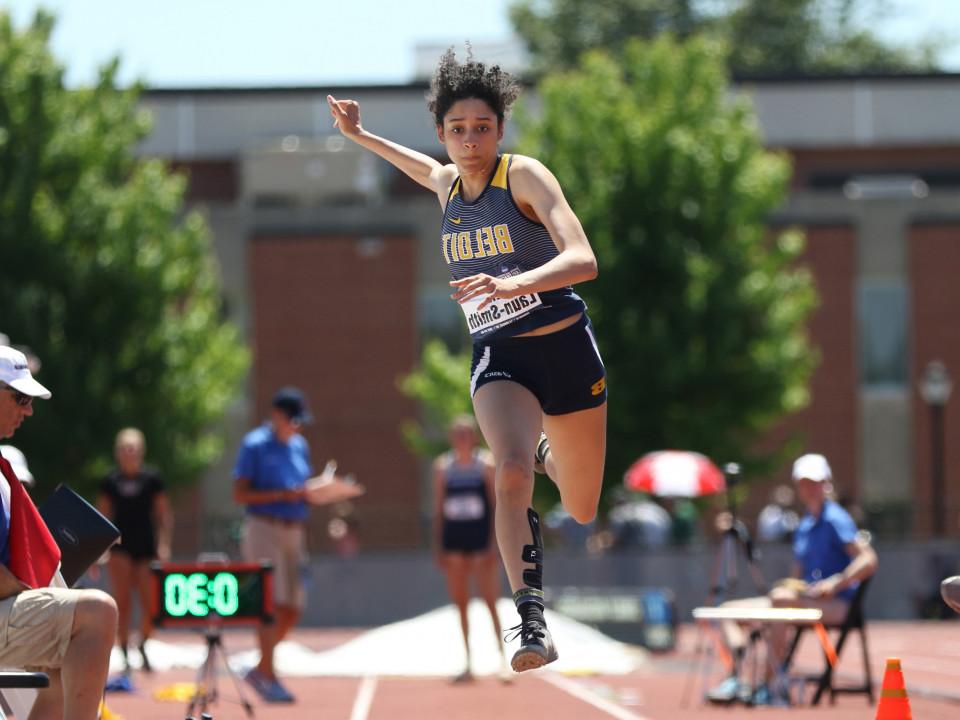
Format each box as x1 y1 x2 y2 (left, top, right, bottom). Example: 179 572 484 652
0 344 118 720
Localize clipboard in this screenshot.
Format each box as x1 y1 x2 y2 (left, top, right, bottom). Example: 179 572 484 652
38 484 120 587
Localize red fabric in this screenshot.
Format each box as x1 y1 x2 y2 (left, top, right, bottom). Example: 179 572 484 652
623 450 726 498
0 456 61 588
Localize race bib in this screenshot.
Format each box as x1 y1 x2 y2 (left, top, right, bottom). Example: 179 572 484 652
460 292 542 334
443 495 485 521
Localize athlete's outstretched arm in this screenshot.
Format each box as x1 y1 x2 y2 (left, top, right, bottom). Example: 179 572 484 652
450 155 598 308
327 95 456 204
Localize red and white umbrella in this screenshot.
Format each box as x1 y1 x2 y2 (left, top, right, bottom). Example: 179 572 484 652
623 450 726 498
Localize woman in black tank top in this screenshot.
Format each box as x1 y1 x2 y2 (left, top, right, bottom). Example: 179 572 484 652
432 415 508 682
96 428 172 673
328 48 607 673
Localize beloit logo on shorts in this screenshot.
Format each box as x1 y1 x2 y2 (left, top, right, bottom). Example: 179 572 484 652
590 378 606 396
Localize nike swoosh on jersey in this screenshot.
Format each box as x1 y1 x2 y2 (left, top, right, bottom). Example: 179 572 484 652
450 217 462 224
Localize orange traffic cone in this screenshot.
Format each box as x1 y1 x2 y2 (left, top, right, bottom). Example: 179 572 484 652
875 657 912 720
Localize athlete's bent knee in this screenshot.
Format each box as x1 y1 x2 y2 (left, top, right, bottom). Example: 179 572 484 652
495 456 534 493
566 505 597 525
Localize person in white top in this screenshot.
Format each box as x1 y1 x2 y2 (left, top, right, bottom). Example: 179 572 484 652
432 415 508 682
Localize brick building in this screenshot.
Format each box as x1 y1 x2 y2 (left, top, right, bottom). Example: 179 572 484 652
140 74 960 553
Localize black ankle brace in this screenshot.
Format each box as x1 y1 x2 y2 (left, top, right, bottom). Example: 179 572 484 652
521 507 544 590
513 587 544 609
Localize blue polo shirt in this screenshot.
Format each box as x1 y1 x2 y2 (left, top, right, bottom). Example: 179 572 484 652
793 499 858 602
233 423 313 523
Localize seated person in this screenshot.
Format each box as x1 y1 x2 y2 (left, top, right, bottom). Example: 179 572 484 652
0 345 117 720
707 453 878 706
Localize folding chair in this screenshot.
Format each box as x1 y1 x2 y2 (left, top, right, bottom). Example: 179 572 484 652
0 671 50 719
781 576 874 705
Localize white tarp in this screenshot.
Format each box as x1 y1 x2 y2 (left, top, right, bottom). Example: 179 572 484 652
116 599 648 678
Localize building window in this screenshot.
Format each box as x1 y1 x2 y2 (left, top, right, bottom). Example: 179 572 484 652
858 280 907 386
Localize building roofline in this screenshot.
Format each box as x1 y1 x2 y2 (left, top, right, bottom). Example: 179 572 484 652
140 70 960 97
143 82 431 97
733 70 960 84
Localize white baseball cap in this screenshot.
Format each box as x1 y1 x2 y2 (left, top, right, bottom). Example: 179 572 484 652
792 453 832 483
0 445 34 486
0 346 51 399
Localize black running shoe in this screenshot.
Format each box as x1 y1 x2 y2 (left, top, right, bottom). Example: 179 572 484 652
507 603 559 672
533 432 549 475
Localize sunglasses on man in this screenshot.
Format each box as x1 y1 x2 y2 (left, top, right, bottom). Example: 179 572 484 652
1 386 32 407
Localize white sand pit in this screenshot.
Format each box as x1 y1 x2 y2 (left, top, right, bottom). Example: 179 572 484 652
115 599 649 678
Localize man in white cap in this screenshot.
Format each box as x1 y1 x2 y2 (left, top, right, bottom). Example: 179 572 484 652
707 452 877 706
0 345 118 720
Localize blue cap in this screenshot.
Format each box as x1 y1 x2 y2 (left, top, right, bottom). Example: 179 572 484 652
272 386 314 424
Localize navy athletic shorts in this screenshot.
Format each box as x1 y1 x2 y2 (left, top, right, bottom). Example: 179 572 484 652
442 520 492 553
469 312 607 415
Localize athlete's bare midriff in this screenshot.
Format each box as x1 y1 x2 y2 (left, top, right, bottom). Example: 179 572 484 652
511 312 582 338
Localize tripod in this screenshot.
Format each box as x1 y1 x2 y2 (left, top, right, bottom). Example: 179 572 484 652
185 624 255 720
682 463 768 707
708 464 767 606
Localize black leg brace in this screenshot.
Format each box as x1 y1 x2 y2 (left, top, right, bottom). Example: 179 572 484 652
513 508 545 608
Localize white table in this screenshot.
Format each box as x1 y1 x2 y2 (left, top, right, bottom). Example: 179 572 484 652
692 606 839 705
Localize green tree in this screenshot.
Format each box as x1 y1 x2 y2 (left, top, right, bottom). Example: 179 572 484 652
723 0 942 76
517 36 818 487
509 0 709 76
0 12 248 499
509 0 942 77
398 339 473 459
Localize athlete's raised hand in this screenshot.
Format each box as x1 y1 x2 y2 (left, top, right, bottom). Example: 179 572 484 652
327 95 362 137
326 94 451 196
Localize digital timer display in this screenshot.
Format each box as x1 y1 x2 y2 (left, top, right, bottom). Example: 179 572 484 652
150 562 273 627
163 572 240 617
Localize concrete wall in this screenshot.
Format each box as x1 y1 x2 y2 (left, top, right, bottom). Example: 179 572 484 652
743 77 960 147
147 77 960 547
298 542 959 628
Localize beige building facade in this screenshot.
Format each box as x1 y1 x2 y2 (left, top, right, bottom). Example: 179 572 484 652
139 75 960 552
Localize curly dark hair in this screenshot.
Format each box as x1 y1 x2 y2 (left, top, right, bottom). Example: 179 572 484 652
426 46 522 126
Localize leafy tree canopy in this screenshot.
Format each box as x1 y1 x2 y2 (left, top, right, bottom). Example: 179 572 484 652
509 0 944 77
515 35 818 488
0 12 248 499
398 339 474 460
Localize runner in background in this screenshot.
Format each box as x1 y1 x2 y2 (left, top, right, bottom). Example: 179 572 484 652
97 427 172 674
433 415 509 682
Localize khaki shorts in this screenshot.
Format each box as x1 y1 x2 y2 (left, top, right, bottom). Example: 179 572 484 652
0 588 77 669
241 515 307 610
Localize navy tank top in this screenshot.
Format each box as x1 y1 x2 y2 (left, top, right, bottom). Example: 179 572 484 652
441 154 586 341
441 451 491 525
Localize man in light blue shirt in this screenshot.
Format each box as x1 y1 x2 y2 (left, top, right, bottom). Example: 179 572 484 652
233 386 364 703
233 387 314 703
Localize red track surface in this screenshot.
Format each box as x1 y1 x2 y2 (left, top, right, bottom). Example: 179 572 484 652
99 622 960 720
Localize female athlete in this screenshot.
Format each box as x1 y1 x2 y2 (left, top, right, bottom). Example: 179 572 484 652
328 49 606 671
